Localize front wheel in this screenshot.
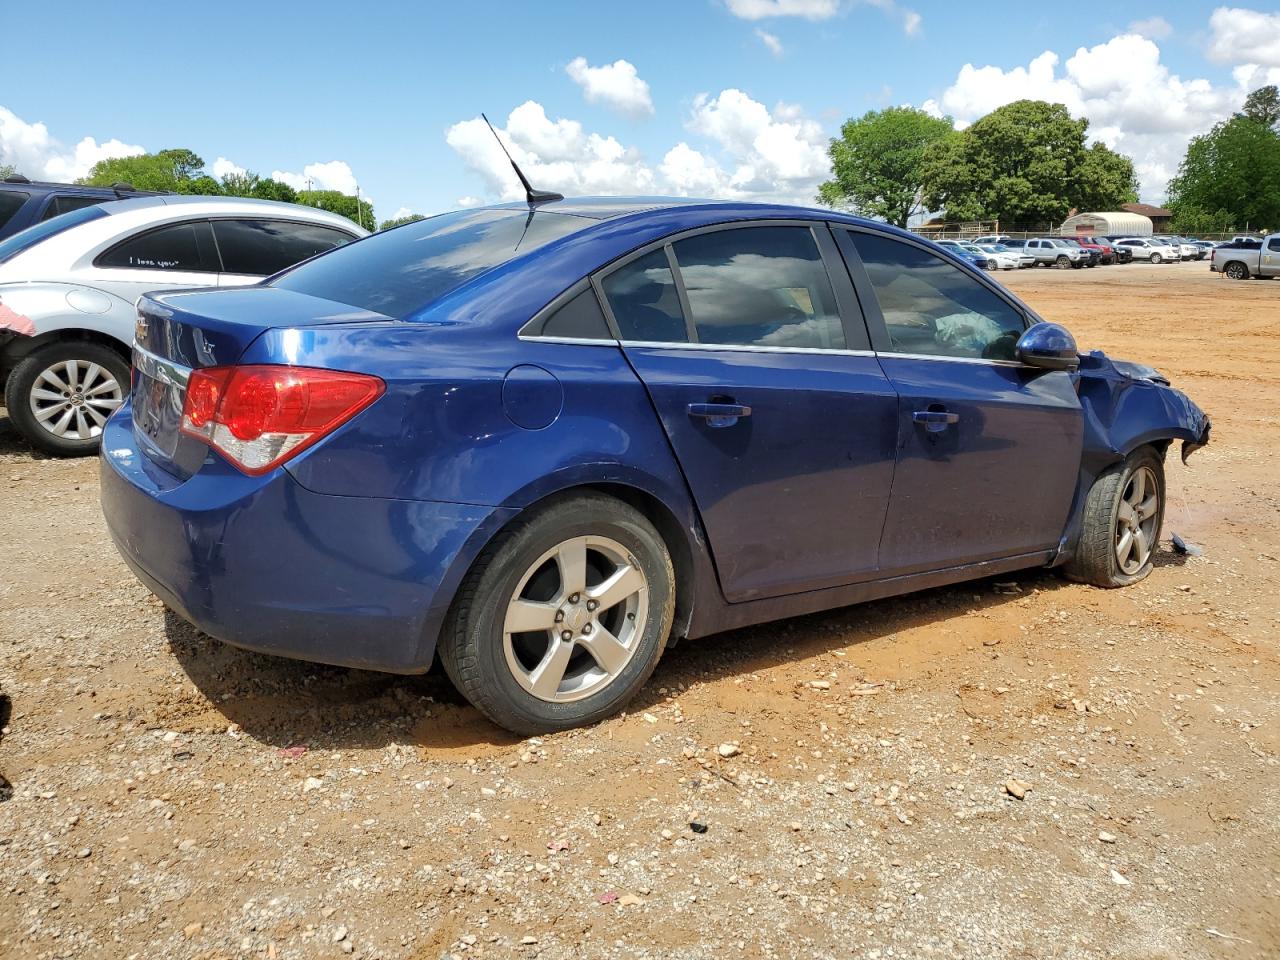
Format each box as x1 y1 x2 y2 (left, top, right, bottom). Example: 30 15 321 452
439 493 675 735
1150 253 1162 264
1056 255 1070 268
1063 448 1166 588
4 341 129 456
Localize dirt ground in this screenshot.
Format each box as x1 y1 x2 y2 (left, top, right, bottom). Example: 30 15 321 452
1 260 1277 960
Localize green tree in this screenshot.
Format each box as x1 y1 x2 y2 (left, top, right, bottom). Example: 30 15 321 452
1242 84 1280 131
218 172 298 203
296 190 374 230
379 212 426 230
1167 111 1280 233
0 162 15 180
81 148 209 191
817 107 954 226
919 100 1138 225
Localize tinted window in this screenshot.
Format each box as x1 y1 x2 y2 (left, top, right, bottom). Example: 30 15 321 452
40 195 104 221
213 219 353 276
847 231 1026 361
0 190 29 231
271 208 590 318
601 249 688 343
533 287 612 340
1269 237 1280 251
97 221 215 272
0 204 107 264
672 226 845 349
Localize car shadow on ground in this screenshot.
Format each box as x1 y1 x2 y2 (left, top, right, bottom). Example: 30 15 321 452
160 554 1188 754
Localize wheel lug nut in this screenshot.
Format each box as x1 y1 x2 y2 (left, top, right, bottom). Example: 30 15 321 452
569 593 580 604
560 630 573 642
586 600 598 612
582 623 593 635
554 611 564 622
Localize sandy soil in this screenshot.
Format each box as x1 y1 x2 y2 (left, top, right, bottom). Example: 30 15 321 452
1 260 1277 960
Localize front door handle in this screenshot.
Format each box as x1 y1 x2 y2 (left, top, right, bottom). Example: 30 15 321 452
688 402 752 428
912 409 959 433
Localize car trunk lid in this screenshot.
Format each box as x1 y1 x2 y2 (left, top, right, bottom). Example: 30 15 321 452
131 286 388 479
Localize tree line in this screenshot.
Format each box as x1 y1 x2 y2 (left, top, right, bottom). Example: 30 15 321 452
819 86 1280 236
74 149 423 231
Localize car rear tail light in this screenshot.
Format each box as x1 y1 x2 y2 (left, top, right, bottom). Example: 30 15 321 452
180 365 384 474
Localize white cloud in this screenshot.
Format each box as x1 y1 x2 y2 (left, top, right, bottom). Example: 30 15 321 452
725 0 838 19
902 9 921 35
457 195 482 208
270 159 362 196
446 92 830 205
1128 16 1172 40
921 31 1269 201
1208 7 1280 66
755 28 784 56
211 156 246 180
387 206 413 221
0 105 144 181
565 57 654 118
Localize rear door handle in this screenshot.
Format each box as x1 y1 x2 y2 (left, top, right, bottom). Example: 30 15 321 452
688 402 752 428
913 409 959 433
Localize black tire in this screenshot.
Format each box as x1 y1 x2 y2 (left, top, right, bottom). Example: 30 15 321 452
1224 261 1250 280
439 493 675 735
1063 447 1166 588
4 340 129 456
1150 253 1162 264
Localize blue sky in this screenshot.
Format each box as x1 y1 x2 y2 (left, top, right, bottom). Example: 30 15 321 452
2 1 1278 221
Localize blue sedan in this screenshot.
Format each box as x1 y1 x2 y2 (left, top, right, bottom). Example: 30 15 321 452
100 198 1210 734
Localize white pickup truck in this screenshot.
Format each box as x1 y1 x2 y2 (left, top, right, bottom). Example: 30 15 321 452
1211 234 1280 279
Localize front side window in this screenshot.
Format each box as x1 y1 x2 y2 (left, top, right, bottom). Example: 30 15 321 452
212 219 353 276
1268 237 1280 251
600 248 688 343
0 190 30 231
97 220 216 272
846 231 1026 361
40 195 104 222
671 226 845 349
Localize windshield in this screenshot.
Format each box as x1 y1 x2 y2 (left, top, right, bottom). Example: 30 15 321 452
271 207 594 318
0 204 108 264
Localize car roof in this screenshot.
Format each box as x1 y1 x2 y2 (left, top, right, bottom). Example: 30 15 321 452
91 194 367 233
1 177 163 197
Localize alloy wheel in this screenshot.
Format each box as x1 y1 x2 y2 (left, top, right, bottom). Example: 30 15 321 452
28 359 124 441
1226 262 1247 280
502 535 649 703
1114 465 1160 575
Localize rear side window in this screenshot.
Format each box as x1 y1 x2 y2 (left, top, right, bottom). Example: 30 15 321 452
672 226 845 349
846 231 1026 361
529 287 612 339
97 220 217 272
212 219 353 276
0 204 107 264
40 195 104 222
601 249 688 343
0 190 29 231
271 208 591 318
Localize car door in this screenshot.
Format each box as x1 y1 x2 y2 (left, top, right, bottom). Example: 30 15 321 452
1263 236 1280 278
88 219 222 307
597 222 898 603
834 227 1083 576
211 218 356 286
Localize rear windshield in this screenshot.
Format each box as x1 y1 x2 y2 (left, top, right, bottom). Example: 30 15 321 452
270 207 592 318
0 204 108 264
0 190 30 232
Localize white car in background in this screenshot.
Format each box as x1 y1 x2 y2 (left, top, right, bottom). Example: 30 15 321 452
976 243 1026 270
0 196 365 454
1112 237 1176 263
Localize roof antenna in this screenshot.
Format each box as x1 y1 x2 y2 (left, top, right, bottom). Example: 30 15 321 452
481 113 563 205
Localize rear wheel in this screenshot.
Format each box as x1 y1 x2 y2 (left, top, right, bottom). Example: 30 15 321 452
5 341 128 456
440 493 675 734
1064 448 1165 588
1224 261 1250 280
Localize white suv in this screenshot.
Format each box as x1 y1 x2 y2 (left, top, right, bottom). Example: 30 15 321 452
0 195 366 454
1113 238 1175 263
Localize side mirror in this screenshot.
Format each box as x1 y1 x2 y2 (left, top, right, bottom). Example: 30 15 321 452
1016 322 1079 371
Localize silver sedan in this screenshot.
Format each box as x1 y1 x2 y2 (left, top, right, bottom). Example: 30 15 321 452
0 195 365 454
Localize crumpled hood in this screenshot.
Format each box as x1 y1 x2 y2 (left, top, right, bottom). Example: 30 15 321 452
1076 349 1211 465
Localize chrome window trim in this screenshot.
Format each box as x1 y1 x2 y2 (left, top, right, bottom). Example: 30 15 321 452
618 339 877 358
131 343 192 387
516 334 620 346
876 351 1026 368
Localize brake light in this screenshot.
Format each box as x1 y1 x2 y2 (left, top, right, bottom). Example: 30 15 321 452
180 365 384 474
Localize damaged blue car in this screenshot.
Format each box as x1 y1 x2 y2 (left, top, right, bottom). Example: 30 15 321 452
100 197 1211 734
